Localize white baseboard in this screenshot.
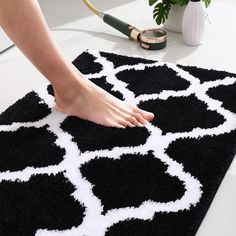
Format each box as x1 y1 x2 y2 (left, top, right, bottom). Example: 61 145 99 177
0 27 14 52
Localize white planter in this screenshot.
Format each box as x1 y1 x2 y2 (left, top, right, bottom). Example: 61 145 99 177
163 5 186 33
0 27 14 52
182 0 206 46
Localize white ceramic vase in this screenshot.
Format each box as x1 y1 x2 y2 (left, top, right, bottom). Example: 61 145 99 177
163 5 186 33
182 0 206 46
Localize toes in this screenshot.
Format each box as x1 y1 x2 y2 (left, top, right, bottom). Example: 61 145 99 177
112 101 154 123
124 110 147 126
117 117 136 128
133 113 148 125
140 110 155 121
123 115 143 127
110 108 141 127
102 118 126 129
143 111 155 120
113 113 143 128
127 116 140 126
109 122 126 129
105 116 133 129
131 106 155 121
113 123 126 129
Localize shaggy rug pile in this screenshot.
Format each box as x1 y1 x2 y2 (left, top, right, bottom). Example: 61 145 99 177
0 49 235 236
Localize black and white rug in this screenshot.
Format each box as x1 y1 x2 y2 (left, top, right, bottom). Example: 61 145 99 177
0 49 236 236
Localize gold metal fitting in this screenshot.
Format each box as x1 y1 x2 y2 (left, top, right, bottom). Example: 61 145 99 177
139 29 167 44
130 28 141 41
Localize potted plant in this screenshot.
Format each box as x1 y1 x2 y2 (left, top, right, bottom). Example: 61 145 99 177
149 0 211 32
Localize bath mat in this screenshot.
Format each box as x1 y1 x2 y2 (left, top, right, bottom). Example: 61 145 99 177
0 49 235 236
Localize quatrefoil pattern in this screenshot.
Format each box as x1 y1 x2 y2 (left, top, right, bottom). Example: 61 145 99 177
0 49 235 236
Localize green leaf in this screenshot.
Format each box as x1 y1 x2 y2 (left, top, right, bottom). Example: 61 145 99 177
153 2 172 25
149 0 158 6
150 0 212 25
175 0 189 6
204 0 211 7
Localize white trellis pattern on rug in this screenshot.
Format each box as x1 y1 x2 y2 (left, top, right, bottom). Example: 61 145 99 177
0 49 235 236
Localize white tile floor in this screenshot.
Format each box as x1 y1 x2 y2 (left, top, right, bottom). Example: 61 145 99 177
0 0 236 235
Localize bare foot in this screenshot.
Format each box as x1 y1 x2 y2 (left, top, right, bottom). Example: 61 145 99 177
54 76 154 128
